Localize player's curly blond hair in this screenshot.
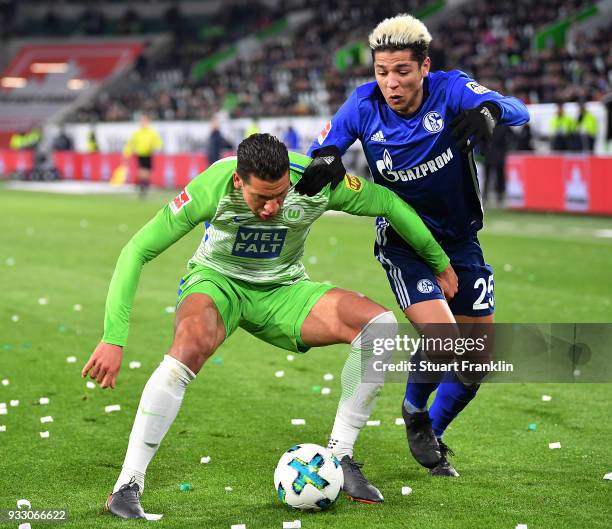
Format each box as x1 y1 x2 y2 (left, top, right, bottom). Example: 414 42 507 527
368 14 432 63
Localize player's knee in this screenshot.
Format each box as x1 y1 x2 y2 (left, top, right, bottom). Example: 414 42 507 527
171 317 217 371
353 310 398 359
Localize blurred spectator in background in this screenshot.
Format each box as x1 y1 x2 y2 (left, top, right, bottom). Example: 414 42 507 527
483 125 516 206
244 118 259 138
10 129 26 150
576 102 598 152
207 118 232 165
79 8 107 36
10 127 41 150
87 127 99 153
282 125 300 151
549 103 576 151
515 124 534 151
52 126 74 151
123 114 163 198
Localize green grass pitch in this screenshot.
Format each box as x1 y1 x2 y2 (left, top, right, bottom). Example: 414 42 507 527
1 188 611 528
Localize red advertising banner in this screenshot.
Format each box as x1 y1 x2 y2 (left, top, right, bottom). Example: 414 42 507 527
0 150 210 188
0 149 34 176
506 155 612 215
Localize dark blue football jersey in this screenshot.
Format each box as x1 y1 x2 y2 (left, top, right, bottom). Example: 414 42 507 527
308 70 530 241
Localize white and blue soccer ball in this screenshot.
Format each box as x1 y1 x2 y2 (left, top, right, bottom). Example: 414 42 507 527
274 443 343 511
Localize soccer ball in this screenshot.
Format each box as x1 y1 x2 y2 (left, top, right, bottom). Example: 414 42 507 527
274 443 343 511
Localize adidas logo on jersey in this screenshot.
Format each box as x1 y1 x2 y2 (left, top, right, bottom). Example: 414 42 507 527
370 130 386 142
321 156 336 165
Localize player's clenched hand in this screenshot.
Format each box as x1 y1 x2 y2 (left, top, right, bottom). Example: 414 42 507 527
294 145 346 196
435 263 458 300
81 342 123 389
451 102 500 153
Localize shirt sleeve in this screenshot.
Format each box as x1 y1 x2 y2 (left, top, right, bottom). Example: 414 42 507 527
307 89 361 156
102 165 230 346
326 175 450 274
447 71 530 126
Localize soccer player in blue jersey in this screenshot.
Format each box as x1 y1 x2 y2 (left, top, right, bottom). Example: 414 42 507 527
297 13 530 477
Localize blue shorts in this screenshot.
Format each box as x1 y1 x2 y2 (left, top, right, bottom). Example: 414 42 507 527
374 218 494 317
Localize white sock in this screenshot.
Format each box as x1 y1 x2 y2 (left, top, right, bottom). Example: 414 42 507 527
113 355 195 494
328 311 397 459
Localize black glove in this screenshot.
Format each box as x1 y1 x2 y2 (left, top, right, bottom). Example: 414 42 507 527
451 102 501 153
294 145 346 196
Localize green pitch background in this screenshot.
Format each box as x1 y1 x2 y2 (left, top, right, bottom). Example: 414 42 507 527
1 188 611 528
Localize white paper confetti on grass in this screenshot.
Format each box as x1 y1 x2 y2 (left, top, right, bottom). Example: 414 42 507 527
0 425 5 432
38 297 48 305
18 523 32 529
603 472 612 480
395 417 405 426
291 419 305 425
66 356 77 363
366 420 380 426
549 442 561 449
11 314 19 322
200 456 211 464
275 370 285 378
105 404 121 413
40 416 53 423
541 395 552 402
1 379 9 386
10 400 19 407
0 408 6 415
73 304 82 312
39 431 49 438
144 513 163 521
230 524 244 529
516 525 528 529
283 521 301 529
321 387 331 395
86 381 96 389
164 306 176 314
129 361 141 369
401 486 413 496
323 373 334 381
39 397 49 405
225 486 233 492
286 354 295 362
17 499 31 509
6 257 15 266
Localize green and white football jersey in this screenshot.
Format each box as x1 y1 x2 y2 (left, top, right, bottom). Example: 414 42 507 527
103 152 449 346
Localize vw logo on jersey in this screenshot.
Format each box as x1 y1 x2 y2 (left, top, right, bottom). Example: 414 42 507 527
282 204 304 223
416 278 435 294
422 111 444 134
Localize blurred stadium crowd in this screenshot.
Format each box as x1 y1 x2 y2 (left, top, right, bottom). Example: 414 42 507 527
1 0 606 123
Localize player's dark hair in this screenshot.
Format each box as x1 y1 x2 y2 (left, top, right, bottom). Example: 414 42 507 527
236 133 289 182
371 41 429 66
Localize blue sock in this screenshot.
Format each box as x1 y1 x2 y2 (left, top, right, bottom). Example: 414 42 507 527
404 349 443 411
430 371 480 438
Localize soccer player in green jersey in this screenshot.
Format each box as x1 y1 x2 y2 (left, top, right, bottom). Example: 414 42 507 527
82 134 457 517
